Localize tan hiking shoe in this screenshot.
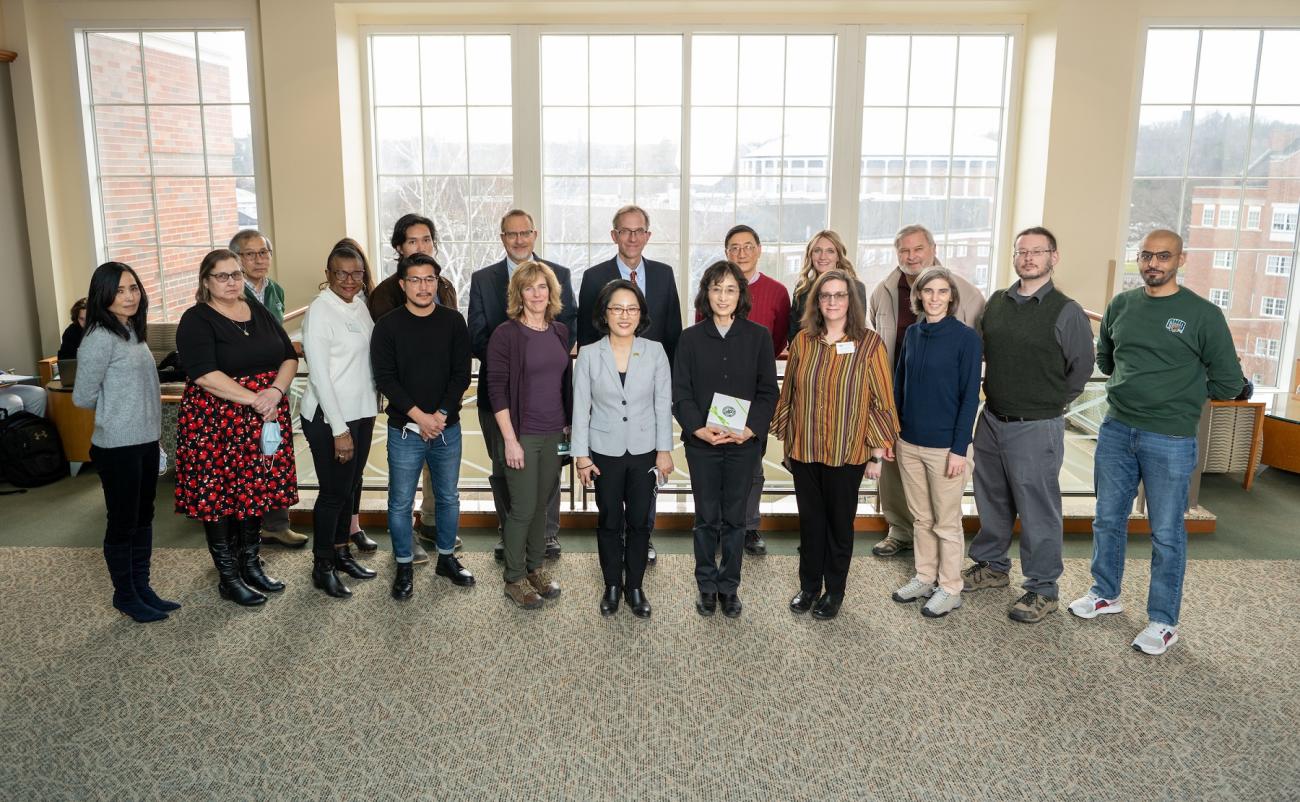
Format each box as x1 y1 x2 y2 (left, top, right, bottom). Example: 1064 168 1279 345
503 580 544 609
261 527 308 547
960 561 1010 591
871 535 912 557
1008 591 1058 624
526 569 561 600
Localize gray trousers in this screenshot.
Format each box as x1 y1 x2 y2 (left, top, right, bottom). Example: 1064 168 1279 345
877 456 915 543
969 408 1065 598
479 405 560 540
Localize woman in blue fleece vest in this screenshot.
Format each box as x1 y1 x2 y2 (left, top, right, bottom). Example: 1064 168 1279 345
888 267 982 619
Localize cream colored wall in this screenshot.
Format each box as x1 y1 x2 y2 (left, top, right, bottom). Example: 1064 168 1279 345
4 0 1300 356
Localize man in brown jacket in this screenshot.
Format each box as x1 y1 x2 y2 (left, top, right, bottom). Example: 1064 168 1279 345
867 224 985 557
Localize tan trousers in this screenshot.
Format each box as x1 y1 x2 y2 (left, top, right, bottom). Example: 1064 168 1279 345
877 456 915 542
896 438 966 595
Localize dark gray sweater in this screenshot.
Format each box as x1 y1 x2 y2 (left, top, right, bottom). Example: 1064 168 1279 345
72 327 161 448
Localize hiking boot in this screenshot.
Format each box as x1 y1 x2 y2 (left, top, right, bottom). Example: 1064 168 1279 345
260 527 308 547
1007 591 1057 623
961 561 1010 592
1067 592 1124 619
871 535 912 557
544 535 562 560
1132 621 1179 655
921 588 962 618
891 576 936 603
526 569 561 600
744 530 766 556
493 535 505 562
504 579 544 609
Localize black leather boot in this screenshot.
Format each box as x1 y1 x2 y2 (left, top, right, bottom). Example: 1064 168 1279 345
130 526 180 612
626 587 651 619
238 517 285 593
334 545 377 579
204 519 266 606
104 542 167 622
391 562 414 600
312 556 351 598
599 585 621 616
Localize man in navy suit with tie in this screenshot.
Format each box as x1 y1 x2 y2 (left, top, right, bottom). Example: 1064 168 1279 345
577 204 683 564
468 209 578 562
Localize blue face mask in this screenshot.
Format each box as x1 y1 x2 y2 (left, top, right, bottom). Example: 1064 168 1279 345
261 420 281 456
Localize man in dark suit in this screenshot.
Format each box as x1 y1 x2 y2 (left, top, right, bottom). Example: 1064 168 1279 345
577 204 683 564
577 204 682 364
468 209 578 562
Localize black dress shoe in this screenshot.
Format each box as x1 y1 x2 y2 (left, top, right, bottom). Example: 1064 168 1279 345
647 540 657 566
789 589 818 613
626 588 651 619
599 585 621 616
721 592 743 618
696 591 718 617
335 546 377 579
811 593 842 620
349 529 379 553
435 553 476 587
391 562 414 600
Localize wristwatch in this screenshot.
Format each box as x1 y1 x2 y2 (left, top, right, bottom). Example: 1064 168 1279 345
867 456 882 464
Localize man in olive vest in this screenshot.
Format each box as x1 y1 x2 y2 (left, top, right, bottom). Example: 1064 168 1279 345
961 226 1094 623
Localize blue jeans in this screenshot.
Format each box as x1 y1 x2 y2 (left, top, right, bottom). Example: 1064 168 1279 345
1090 417 1197 627
386 422 462 562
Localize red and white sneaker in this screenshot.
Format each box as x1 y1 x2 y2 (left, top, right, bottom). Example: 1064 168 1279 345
1132 622 1179 655
1067 592 1124 619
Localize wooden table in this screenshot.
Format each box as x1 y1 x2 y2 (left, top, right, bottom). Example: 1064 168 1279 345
44 380 95 476
1262 414 1300 474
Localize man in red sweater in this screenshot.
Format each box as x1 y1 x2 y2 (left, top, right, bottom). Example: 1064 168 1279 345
725 224 789 555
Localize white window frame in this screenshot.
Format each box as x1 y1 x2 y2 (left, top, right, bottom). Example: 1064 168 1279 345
1260 296 1286 318
1208 288 1230 309
1217 205 1238 228
1246 206 1261 229
1272 205 1298 242
1200 204 1215 227
1264 254 1292 276
1254 337 1280 359
1212 250 1235 269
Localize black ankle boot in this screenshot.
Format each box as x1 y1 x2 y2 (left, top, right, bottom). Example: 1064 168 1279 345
626 587 651 619
238 517 285 593
335 545 377 579
103 542 167 622
599 585 621 616
312 556 352 598
130 526 180 612
203 519 266 606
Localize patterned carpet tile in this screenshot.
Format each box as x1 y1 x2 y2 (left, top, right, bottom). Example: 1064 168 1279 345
0 547 1297 801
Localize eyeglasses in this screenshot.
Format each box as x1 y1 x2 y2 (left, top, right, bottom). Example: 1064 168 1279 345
401 276 439 286
607 305 641 316
614 227 649 239
240 249 272 261
708 285 740 296
726 243 758 255
502 230 535 240
1137 250 1176 264
818 291 850 303
210 270 244 283
1012 248 1055 260
331 269 366 282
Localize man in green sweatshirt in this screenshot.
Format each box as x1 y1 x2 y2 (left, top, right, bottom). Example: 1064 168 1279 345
1068 229 1247 656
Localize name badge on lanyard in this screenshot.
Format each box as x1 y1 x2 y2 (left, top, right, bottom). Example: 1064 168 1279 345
835 341 856 355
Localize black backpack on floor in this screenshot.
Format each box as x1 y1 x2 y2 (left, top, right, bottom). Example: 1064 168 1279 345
0 410 68 489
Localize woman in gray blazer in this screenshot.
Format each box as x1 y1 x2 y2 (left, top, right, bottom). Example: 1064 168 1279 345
572 280 674 618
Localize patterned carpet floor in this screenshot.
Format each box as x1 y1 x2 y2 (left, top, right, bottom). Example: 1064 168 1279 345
0 546 1296 801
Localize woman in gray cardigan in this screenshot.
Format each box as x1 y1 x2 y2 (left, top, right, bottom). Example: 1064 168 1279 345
72 262 172 623
572 280 673 618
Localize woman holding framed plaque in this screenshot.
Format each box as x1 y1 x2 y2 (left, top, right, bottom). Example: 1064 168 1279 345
672 260 779 619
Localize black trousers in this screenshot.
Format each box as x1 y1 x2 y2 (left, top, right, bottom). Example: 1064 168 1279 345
90 441 159 547
301 410 375 558
592 450 656 589
792 458 866 597
685 442 760 594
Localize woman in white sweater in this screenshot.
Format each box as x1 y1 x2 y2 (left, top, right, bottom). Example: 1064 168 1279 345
300 242 379 597
72 262 172 623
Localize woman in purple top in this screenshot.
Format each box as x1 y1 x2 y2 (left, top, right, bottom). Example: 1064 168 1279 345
486 260 572 610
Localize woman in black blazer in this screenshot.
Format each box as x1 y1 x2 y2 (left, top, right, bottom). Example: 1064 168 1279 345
672 261 779 619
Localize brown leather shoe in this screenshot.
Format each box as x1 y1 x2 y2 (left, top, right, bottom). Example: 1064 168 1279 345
503 579 543 609
526 569 561 600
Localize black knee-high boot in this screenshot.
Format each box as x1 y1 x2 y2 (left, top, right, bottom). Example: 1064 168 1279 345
131 526 180 612
237 516 285 593
204 518 266 606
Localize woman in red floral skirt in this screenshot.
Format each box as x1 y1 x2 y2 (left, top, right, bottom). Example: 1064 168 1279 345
174 249 300 606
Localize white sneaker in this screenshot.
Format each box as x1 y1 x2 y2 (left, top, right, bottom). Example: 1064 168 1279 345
1132 622 1179 655
1068 592 1124 619
891 576 936 603
921 588 962 618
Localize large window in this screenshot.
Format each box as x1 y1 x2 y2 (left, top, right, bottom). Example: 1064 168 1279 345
541 34 683 294
1126 28 1300 388
858 34 1012 292
77 30 257 322
368 34 513 309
